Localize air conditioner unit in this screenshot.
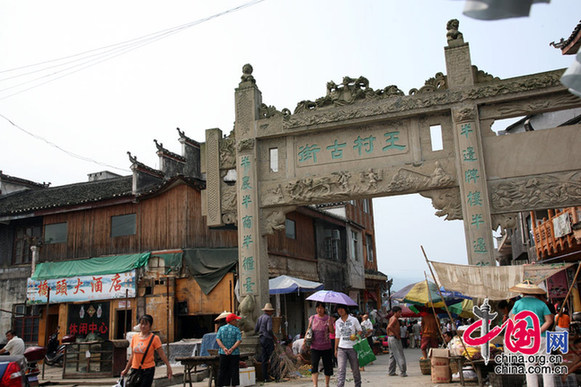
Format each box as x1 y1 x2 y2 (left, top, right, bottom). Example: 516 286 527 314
332 230 341 240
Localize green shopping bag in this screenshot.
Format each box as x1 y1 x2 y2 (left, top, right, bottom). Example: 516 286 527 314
353 338 376 367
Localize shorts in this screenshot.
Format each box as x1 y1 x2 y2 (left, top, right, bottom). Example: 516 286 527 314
420 336 439 351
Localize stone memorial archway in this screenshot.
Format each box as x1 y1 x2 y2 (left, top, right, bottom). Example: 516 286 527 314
203 20 581 319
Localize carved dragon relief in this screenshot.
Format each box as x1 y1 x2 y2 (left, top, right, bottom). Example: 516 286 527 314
489 171 581 214
491 213 518 231
261 206 297 235
221 184 237 225
219 134 236 169
261 162 456 207
282 70 562 129
420 187 462 221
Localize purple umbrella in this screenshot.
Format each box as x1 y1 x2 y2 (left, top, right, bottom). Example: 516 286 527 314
306 290 357 306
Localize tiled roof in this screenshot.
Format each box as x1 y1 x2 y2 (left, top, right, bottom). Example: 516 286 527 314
0 175 134 217
0 171 48 189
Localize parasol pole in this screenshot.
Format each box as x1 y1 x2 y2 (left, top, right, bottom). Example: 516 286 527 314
422 246 477 370
557 262 581 317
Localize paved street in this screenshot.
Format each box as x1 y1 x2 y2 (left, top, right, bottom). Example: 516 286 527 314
37 347 476 386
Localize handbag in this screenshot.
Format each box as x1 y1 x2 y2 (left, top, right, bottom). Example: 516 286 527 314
126 334 155 387
353 337 376 368
304 316 313 346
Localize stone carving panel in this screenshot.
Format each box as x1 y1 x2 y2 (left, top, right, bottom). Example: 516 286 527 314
491 213 518 231
221 184 237 225
219 135 236 169
419 187 462 221
261 162 456 207
261 207 296 235
283 70 563 129
237 138 255 152
489 171 581 213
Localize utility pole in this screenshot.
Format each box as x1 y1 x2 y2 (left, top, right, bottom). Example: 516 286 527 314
386 278 393 310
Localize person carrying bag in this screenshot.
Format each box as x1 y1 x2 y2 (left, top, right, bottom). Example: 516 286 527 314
125 334 154 387
353 337 376 368
121 314 173 387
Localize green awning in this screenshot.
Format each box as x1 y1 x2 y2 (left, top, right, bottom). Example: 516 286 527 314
183 248 238 295
31 252 151 280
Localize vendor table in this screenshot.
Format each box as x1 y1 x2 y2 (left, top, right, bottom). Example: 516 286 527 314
449 356 490 387
176 353 252 387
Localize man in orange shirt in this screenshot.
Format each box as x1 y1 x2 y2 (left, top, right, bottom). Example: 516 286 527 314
420 312 439 359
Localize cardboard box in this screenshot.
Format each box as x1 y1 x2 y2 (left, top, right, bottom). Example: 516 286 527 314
431 364 451 383
429 348 450 358
239 367 256 386
429 347 450 366
431 356 450 366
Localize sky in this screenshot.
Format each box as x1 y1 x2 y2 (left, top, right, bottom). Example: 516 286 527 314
1 0 580 293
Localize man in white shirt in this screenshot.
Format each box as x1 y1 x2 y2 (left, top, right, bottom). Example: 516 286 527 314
292 337 305 355
334 305 362 387
0 330 25 356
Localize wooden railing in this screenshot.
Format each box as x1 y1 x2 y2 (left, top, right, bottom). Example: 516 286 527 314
532 207 580 260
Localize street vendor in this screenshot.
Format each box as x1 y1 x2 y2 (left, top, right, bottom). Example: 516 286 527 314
509 280 555 387
420 311 439 359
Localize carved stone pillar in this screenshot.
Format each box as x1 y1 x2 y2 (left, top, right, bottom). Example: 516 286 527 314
445 20 495 266
234 65 270 316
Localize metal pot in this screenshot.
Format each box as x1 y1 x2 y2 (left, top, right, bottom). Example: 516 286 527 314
573 312 581 321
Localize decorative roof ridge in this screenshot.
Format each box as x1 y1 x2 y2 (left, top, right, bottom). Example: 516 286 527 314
0 170 50 188
127 152 165 178
550 20 581 53
177 127 201 147
135 174 206 199
154 139 186 162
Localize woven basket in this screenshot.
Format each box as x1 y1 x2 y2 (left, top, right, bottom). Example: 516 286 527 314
419 359 431 375
449 360 459 375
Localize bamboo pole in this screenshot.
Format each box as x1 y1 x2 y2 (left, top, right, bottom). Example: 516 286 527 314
421 246 478 371
557 262 581 317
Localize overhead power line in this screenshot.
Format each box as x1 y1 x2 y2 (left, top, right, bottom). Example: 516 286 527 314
0 112 131 173
0 0 265 100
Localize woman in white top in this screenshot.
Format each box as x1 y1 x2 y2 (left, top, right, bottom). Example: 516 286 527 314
334 305 362 387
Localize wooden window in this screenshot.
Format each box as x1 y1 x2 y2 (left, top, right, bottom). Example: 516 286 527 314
362 199 370 213
366 234 374 262
111 214 136 237
44 222 67 244
351 231 359 260
13 305 39 343
13 224 41 264
285 219 296 239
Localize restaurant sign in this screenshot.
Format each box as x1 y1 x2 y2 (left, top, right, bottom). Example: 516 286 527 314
27 270 136 304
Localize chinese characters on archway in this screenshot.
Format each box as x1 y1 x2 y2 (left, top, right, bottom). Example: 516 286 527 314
26 271 136 304
297 129 408 166
239 154 256 295
456 122 490 265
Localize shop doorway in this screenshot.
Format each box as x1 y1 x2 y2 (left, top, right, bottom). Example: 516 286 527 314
115 310 132 339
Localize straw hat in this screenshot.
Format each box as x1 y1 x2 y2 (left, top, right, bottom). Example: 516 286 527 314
215 311 231 321
509 280 546 295
262 303 275 311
